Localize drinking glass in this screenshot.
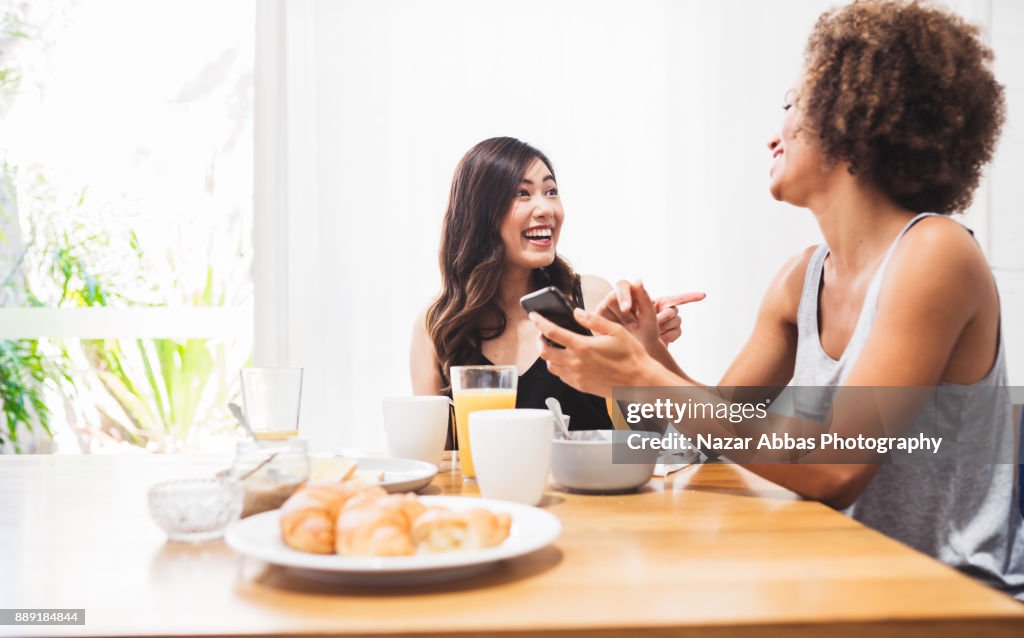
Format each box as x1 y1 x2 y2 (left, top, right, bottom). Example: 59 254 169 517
239 367 303 440
450 365 517 479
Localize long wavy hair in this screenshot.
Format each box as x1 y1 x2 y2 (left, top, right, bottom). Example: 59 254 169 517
427 137 578 391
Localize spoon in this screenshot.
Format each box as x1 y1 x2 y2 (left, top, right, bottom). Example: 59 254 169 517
545 397 572 440
237 451 280 481
228 403 256 439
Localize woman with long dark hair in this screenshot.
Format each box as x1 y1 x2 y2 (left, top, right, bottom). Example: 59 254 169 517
532 0 1023 598
411 137 696 435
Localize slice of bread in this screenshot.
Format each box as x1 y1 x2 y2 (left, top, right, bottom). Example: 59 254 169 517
309 456 358 483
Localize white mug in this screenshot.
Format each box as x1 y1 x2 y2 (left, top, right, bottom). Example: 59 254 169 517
470 409 552 505
382 396 450 466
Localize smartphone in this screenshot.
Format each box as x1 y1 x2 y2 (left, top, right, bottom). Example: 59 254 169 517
520 286 591 348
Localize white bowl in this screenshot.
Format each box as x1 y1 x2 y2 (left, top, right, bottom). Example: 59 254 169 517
551 430 659 494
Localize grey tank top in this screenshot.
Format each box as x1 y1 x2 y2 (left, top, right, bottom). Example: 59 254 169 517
791 212 1024 599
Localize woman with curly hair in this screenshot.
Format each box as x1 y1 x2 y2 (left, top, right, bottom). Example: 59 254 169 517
410 137 698 442
531 0 1024 597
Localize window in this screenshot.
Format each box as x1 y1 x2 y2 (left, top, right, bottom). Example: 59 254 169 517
0 0 253 453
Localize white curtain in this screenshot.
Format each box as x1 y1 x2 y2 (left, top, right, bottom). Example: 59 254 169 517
256 0 1023 452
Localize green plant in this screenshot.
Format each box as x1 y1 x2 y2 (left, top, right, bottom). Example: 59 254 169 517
0 7 63 453
76 269 233 449
0 155 62 453
0 155 245 451
0 339 54 451
35 207 239 450
81 336 229 449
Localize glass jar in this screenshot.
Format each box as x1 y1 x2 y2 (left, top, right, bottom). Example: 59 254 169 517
230 437 310 517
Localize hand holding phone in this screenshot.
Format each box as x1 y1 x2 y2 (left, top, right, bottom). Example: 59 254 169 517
520 286 591 349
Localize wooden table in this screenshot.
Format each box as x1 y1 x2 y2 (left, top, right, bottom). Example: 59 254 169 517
1 453 1021 638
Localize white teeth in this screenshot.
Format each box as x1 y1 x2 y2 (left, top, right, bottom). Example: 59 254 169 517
524 229 552 239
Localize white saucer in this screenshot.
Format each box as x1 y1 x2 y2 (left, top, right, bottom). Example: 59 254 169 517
313 455 438 493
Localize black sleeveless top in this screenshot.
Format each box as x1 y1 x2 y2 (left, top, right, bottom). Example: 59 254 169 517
444 279 613 448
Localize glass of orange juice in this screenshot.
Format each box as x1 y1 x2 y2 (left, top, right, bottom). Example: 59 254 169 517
450 365 517 479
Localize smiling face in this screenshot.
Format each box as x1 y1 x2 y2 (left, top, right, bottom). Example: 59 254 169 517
767 86 837 208
499 157 564 271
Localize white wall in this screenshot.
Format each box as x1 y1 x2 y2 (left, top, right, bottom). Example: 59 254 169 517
991 0 1024 385
257 0 1024 452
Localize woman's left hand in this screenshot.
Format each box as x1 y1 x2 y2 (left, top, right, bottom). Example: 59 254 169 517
530 308 658 398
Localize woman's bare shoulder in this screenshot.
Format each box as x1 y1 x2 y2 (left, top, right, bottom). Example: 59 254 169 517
579 274 612 309
410 304 442 394
881 216 991 309
893 216 986 268
410 306 434 352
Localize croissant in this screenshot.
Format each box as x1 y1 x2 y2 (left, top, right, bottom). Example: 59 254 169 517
411 508 469 552
279 482 386 554
280 484 513 557
411 507 511 552
386 493 428 525
335 494 425 556
464 507 512 548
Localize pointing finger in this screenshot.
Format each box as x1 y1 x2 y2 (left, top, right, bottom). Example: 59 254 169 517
654 292 706 311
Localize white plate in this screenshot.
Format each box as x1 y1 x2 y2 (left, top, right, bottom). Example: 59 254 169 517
314 456 438 493
225 496 561 586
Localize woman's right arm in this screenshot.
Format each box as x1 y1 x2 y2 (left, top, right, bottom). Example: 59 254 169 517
410 309 444 395
534 246 816 396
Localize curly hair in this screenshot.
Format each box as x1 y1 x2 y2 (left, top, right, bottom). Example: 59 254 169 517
799 0 1005 214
